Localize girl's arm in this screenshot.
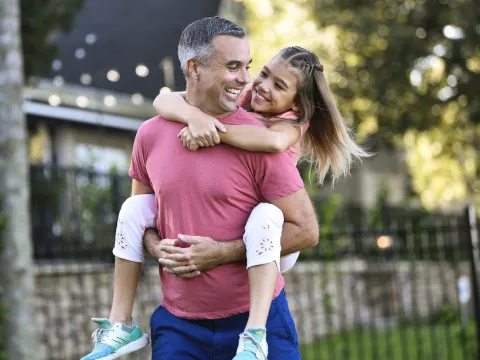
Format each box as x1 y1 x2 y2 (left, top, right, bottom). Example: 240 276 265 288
180 122 302 153
153 92 226 147
219 122 302 153
152 91 189 123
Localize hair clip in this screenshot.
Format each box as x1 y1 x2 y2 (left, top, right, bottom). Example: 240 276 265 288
306 62 324 74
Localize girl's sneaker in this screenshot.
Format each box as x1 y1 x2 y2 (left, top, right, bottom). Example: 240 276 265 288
81 318 150 360
233 328 268 360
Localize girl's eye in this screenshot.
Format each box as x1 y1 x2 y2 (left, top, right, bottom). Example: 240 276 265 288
246 66 251 70
275 83 284 90
260 71 267 77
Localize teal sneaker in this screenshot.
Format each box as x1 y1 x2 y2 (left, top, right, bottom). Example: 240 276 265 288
81 318 150 360
233 328 268 360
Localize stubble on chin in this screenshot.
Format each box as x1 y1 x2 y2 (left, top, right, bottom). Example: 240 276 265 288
219 98 237 114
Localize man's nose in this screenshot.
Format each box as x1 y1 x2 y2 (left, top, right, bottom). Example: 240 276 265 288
236 67 250 85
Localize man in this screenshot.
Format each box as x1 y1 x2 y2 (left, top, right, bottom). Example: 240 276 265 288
131 16 318 359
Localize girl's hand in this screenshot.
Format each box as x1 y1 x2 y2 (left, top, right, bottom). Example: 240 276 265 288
186 113 227 147
178 127 200 151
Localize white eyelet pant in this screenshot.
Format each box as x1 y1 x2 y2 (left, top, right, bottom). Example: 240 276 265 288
112 195 299 273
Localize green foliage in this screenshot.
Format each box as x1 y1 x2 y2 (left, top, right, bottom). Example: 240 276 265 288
431 303 458 325
300 322 476 359
367 183 390 228
300 194 342 260
316 193 343 238
312 0 480 208
21 0 84 78
311 0 478 137
457 321 478 359
431 304 478 358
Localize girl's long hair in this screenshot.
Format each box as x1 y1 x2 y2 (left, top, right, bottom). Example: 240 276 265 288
279 46 372 184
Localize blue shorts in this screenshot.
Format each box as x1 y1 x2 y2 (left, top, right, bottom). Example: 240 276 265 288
150 290 300 360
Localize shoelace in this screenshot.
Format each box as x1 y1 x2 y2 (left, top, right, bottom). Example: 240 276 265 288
91 328 112 344
239 331 267 359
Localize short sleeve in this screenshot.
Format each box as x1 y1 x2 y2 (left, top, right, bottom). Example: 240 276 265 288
128 123 152 187
254 151 304 201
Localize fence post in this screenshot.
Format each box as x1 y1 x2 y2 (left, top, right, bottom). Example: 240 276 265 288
466 204 480 359
112 174 121 216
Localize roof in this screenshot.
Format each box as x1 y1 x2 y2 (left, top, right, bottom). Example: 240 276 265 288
49 0 222 99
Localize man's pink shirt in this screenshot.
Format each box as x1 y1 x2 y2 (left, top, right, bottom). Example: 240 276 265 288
129 107 304 319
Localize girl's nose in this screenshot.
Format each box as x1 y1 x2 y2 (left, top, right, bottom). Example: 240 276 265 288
258 81 269 93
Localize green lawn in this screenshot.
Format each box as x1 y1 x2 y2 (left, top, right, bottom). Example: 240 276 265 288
300 323 477 360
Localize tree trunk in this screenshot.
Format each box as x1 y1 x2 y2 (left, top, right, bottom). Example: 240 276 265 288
0 0 37 358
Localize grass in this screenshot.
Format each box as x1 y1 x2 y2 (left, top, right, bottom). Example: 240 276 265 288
300 323 477 360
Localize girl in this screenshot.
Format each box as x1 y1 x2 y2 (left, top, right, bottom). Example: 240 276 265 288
82 46 370 360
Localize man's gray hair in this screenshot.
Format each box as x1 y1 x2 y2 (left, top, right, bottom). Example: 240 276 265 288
178 16 245 77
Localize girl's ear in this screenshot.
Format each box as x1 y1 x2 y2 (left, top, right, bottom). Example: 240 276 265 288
292 104 299 112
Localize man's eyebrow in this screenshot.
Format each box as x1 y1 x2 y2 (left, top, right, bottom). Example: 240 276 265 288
226 59 253 66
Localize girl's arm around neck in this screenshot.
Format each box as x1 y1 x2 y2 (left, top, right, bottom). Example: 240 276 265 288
220 121 302 153
153 91 227 147
152 91 193 124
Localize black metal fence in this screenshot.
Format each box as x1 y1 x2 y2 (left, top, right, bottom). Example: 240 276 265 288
31 164 130 261
30 165 480 359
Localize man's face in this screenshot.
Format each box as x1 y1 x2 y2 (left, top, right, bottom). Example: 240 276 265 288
197 35 252 115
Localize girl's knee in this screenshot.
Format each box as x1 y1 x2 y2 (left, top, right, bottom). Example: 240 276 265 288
118 194 156 222
250 203 284 224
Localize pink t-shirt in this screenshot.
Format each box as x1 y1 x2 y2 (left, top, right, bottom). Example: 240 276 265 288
238 83 309 162
129 108 304 320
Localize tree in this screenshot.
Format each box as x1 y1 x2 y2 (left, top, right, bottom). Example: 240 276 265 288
21 0 84 78
0 0 37 357
241 0 480 209
309 0 479 209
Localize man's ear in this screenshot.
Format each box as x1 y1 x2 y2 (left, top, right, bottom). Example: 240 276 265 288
186 59 200 80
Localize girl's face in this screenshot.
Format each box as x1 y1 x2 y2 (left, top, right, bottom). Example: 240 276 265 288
250 56 300 115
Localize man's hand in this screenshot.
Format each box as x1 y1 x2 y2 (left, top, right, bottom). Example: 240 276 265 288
159 234 225 278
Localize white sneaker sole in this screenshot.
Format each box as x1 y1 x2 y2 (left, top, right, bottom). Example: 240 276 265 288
101 334 150 360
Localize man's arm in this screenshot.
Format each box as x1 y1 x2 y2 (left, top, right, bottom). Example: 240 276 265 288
158 189 318 274
219 188 318 263
131 179 154 196
270 188 319 256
